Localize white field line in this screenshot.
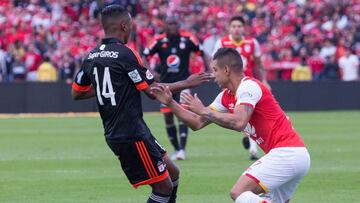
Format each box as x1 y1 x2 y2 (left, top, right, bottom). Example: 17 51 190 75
0 112 161 119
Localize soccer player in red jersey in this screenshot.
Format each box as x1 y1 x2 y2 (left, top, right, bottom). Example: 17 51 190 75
152 48 310 203
213 16 271 160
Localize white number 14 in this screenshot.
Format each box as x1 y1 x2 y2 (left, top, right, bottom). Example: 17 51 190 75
93 67 116 106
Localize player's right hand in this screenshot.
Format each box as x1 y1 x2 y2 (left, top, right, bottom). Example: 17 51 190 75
150 85 173 105
186 72 214 88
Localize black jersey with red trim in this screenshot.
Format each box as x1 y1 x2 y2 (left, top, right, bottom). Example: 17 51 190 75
72 38 155 141
143 31 203 83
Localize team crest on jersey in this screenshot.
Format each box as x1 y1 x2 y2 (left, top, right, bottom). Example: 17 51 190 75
166 55 181 72
146 70 154 80
143 48 150 55
179 42 186 49
244 44 251 53
157 161 166 173
239 92 253 99
128 69 142 83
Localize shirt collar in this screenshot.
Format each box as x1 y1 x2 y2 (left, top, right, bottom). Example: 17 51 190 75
101 38 124 44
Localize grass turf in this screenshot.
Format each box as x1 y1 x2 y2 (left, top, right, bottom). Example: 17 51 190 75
0 111 359 202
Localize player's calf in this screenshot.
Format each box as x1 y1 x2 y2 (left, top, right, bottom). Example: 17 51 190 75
163 154 180 202
147 191 171 203
230 175 266 202
149 177 173 203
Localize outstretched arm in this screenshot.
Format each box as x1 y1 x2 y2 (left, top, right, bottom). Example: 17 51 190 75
160 72 212 92
181 92 253 132
197 104 253 132
151 85 211 130
167 99 211 130
143 72 213 99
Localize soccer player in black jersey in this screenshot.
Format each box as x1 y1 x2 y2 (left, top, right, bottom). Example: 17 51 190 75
142 16 210 160
71 5 211 203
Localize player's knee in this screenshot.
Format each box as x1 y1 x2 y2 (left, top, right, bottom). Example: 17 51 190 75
170 165 180 181
161 182 173 195
165 161 180 181
152 180 173 195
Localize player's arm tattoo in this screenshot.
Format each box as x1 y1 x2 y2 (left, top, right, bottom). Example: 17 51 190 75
200 116 211 126
201 105 253 131
203 111 240 130
244 105 253 114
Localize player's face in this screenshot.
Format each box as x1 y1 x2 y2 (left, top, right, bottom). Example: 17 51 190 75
212 60 228 89
229 20 244 40
166 22 179 36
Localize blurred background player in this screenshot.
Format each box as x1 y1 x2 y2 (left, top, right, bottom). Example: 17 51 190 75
212 16 270 161
143 16 209 160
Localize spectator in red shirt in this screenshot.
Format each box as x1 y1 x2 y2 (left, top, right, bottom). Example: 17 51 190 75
308 48 324 80
24 44 42 81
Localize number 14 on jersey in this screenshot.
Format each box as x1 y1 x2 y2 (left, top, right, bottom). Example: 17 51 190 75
93 67 116 106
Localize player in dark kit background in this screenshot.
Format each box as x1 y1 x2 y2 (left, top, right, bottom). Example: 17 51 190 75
142 16 210 160
71 5 211 203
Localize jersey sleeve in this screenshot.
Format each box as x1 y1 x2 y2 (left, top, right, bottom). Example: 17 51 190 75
253 39 261 57
126 47 155 91
209 91 228 113
188 35 203 56
72 60 92 92
235 80 262 108
142 38 159 57
211 39 222 58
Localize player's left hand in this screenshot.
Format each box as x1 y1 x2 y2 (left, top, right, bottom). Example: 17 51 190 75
181 92 206 115
185 72 214 88
151 85 173 105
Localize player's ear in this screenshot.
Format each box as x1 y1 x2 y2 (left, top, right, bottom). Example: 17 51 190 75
121 22 127 31
224 65 230 74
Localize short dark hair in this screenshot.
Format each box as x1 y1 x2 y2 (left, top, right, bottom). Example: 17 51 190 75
43 56 50 62
165 16 179 24
213 48 243 72
101 5 128 28
229 16 245 25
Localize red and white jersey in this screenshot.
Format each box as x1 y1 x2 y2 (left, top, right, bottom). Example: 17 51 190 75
212 35 261 77
209 77 305 153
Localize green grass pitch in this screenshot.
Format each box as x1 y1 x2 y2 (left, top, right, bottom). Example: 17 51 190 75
1 111 359 203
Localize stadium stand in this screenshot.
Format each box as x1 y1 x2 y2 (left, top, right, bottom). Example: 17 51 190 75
0 0 359 82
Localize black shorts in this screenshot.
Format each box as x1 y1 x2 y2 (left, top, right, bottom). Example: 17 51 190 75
106 135 168 188
160 89 190 113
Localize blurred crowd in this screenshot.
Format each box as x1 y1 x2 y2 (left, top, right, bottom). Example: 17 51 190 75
0 0 359 82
